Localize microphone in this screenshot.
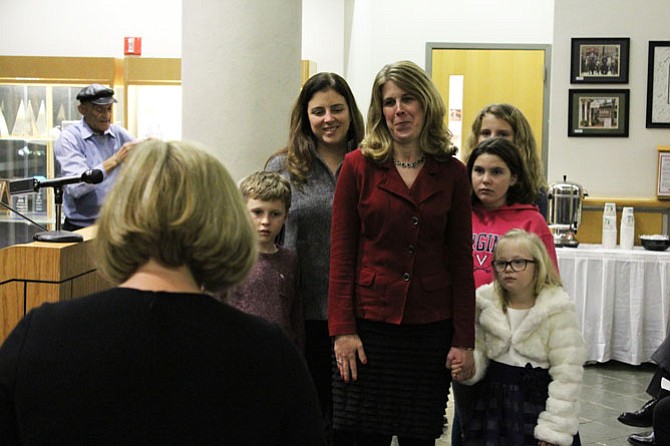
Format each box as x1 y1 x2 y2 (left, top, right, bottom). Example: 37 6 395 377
34 169 103 191
3 169 103 244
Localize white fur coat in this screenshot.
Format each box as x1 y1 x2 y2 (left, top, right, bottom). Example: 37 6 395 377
464 282 586 446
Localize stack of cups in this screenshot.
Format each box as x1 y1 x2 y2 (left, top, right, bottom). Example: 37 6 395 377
620 206 635 250
602 202 617 249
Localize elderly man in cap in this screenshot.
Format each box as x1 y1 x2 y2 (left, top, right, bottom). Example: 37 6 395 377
54 84 136 230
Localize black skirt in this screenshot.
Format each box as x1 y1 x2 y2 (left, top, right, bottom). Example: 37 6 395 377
464 360 581 446
332 318 453 439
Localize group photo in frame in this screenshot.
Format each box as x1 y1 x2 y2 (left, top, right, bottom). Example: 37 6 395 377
568 89 630 137
646 41 670 128
570 37 630 83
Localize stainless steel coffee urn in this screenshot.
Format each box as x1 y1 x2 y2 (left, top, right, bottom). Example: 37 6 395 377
547 175 588 247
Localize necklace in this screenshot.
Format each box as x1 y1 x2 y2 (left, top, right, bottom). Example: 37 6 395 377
393 155 426 169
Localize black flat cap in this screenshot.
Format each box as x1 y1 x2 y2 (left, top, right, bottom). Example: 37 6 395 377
76 84 117 105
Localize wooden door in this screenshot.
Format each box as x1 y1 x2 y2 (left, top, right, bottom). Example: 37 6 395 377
428 45 549 165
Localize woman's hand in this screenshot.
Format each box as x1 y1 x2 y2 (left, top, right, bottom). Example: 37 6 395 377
334 334 367 383
446 347 474 381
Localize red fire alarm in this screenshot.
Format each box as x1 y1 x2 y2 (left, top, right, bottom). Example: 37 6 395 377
124 37 142 56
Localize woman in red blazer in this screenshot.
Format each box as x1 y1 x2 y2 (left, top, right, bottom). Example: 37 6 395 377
328 60 476 445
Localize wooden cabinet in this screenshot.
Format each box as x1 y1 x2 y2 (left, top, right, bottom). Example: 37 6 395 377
0 226 110 342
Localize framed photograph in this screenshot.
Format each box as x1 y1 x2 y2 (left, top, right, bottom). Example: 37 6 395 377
570 37 630 83
568 89 629 137
646 41 670 128
657 146 670 199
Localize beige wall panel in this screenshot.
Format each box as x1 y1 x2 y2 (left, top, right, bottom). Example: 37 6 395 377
577 198 668 244
301 60 317 85
0 56 116 84
580 210 663 245
124 57 181 84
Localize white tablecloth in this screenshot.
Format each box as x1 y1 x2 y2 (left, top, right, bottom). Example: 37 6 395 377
557 244 670 365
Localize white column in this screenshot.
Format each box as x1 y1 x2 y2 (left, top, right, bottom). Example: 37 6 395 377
182 0 302 180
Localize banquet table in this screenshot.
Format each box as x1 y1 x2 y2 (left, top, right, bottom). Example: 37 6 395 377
557 244 670 365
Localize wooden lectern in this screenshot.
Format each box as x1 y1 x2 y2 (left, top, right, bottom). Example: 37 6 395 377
0 226 111 343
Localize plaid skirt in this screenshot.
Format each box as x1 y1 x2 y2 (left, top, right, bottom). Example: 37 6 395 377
332 318 453 439
464 361 581 446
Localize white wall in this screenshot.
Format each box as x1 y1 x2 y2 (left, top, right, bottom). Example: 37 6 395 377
342 0 554 118
0 0 556 186
550 0 670 197
0 0 181 57
0 0 670 197
13 0 665 199
302 0 345 75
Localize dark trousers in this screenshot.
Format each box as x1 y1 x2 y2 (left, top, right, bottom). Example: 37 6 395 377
451 381 479 445
63 218 86 232
646 368 670 400
654 396 670 444
305 320 344 444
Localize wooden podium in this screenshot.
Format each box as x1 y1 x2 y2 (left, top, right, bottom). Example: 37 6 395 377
0 226 111 343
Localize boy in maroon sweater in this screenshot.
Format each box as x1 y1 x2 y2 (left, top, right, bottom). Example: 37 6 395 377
222 171 303 349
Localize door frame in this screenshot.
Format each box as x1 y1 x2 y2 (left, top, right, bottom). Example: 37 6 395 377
425 42 552 180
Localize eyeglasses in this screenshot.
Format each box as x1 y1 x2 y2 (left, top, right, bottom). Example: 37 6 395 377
492 259 535 272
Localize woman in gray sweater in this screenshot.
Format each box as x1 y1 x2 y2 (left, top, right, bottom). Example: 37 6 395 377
266 72 364 444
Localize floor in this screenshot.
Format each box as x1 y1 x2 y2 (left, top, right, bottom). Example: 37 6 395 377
412 360 656 446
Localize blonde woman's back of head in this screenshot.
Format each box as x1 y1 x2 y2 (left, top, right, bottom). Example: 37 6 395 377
96 139 257 292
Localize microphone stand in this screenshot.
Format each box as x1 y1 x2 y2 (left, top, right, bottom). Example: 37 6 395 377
33 186 83 243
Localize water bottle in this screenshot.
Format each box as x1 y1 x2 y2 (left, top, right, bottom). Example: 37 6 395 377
15 196 27 214
34 191 44 213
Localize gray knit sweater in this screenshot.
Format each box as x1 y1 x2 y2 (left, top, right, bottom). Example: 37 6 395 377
266 151 340 321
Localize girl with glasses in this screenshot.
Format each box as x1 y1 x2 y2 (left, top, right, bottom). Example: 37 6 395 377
456 229 585 446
